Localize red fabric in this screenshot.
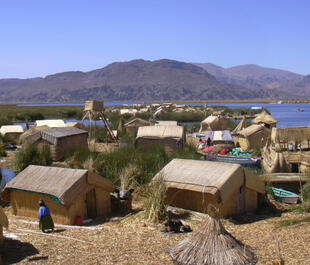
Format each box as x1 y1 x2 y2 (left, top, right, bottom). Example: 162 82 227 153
220 148 228 155
203 146 215 153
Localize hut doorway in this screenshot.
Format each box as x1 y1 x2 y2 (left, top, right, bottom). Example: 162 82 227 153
290 163 300 173
237 186 245 214
86 189 97 218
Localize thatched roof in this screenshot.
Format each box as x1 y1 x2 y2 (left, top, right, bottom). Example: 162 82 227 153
233 117 247 133
169 215 257 265
66 122 87 130
137 126 184 139
35 119 66 128
125 118 150 127
19 125 50 144
155 120 178 126
252 110 277 125
200 116 228 132
0 206 8 229
0 125 24 136
41 127 88 145
5 165 114 207
155 159 265 203
236 124 267 137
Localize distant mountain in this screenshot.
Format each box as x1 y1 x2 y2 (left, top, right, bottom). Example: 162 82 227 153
0 59 285 103
194 63 305 96
279 75 310 97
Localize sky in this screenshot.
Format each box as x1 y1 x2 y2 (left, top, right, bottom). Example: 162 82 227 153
0 0 309 78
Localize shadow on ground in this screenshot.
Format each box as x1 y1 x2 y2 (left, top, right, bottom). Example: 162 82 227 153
1 238 39 264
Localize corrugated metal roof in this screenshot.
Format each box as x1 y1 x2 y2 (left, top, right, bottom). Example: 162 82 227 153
137 125 184 139
41 127 88 145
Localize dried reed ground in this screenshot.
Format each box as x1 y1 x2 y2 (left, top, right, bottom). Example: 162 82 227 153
2 206 310 265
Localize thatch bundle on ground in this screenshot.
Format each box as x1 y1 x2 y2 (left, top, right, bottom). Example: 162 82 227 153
0 206 8 245
154 159 265 217
169 214 257 265
252 110 277 129
135 125 185 153
35 119 66 128
233 124 271 151
3 165 114 225
199 115 228 133
125 118 150 135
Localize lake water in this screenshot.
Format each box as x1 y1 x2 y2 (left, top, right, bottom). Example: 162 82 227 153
17 102 310 128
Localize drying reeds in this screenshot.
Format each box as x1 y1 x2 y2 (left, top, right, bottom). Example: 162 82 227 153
120 164 147 190
143 175 167 223
169 215 257 265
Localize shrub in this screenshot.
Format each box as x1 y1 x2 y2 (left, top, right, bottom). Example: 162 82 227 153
14 143 52 172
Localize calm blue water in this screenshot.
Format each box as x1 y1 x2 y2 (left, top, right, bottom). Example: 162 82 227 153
16 102 310 128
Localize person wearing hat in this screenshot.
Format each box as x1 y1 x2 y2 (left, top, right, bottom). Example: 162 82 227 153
38 200 54 233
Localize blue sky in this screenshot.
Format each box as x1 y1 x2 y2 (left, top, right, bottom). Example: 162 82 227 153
1 0 309 78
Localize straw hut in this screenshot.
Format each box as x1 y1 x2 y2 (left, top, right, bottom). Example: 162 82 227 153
232 116 247 134
3 165 115 225
0 206 9 245
66 122 87 130
169 214 257 265
0 125 24 142
155 121 178 126
35 119 66 128
125 118 150 136
234 124 271 151
135 126 185 153
154 159 265 217
19 125 49 144
28 127 88 161
199 116 228 132
252 110 277 129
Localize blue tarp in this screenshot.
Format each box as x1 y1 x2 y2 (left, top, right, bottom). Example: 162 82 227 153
0 168 16 191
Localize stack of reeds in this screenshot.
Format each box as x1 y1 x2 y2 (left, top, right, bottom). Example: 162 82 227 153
169 215 257 265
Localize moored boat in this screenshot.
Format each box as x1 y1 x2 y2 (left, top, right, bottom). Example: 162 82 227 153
271 187 299 204
203 154 262 167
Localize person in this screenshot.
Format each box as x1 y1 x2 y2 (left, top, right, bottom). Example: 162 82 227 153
206 137 211 147
38 200 54 233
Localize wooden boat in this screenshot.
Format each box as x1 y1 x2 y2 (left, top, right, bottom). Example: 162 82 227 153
297 108 304 112
271 187 299 204
203 154 262 167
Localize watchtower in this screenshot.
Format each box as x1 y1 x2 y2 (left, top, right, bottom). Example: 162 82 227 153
82 100 117 142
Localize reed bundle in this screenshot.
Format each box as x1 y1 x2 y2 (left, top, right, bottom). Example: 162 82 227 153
169 215 257 265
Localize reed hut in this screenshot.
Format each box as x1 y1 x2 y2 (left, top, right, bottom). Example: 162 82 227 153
233 124 271 151
199 116 228 132
0 125 24 142
155 121 178 126
66 122 87 130
135 126 185 153
232 116 247 134
252 110 277 129
3 165 115 225
19 125 49 144
169 214 257 265
0 206 9 245
125 118 151 136
35 119 66 128
31 127 88 161
154 159 265 217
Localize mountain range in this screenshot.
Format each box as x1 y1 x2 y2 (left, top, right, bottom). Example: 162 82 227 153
0 59 309 102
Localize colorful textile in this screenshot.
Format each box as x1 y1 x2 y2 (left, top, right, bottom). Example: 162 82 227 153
203 146 215 153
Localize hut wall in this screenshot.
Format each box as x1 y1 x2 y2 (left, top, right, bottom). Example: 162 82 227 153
237 137 250 151
245 188 258 212
300 162 310 173
95 188 111 216
67 197 87 225
50 134 88 161
0 226 2 245
136 138 182 153
126 126 138 136
10 191 72 225
166 188 238 218
248 130 269 150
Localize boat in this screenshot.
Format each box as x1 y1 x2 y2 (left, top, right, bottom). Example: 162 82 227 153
203 154 262 167
297 108 304 112
271 187 299 204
